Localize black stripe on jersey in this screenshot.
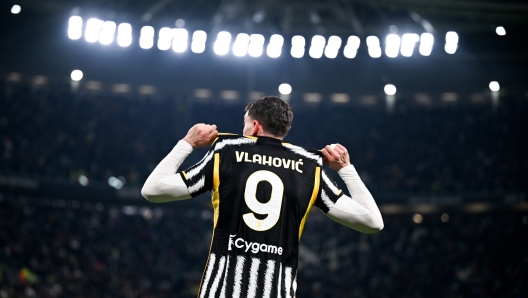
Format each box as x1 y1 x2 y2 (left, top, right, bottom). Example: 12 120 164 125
315 169 344 214
199 253 297 298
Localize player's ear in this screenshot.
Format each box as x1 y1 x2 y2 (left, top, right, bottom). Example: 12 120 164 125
252 120 260 136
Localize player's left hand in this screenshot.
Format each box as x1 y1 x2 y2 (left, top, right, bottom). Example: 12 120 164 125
183 123 219 148
321 143 351 171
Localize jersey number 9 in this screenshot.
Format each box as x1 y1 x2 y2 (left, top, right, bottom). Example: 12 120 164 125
243 170 284 231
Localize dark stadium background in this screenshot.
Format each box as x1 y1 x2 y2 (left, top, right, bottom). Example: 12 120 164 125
0 0 527 297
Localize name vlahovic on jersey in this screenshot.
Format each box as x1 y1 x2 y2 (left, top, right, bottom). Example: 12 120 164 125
199 253 297 298
228 234 284 255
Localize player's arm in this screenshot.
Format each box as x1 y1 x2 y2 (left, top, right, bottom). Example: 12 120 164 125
141 124 218 203
320 144 384 234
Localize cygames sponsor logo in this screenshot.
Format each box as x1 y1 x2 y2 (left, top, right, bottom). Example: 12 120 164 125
228 235 283 255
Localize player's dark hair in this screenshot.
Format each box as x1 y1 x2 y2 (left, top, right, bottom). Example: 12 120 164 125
245 96 293 138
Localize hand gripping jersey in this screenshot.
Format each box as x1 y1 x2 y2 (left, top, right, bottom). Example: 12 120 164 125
180 134 343 298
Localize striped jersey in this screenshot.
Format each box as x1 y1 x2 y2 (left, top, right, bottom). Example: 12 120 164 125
180 134 344 298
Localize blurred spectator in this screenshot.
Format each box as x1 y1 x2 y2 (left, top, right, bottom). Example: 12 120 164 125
0 194 526 297
1 79 527 193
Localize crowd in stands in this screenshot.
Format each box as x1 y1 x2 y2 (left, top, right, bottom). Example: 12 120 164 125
0 194 526 297
1 79 527 193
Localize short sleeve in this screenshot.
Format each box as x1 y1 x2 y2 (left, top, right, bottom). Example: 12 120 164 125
314 168 344 214
180 141 218 197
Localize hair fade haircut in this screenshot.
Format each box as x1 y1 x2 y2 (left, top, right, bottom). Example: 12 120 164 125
245 96 294 138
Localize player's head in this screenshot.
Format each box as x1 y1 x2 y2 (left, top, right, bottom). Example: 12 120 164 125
244 96 293 139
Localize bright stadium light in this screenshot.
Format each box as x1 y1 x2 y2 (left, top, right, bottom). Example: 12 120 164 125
324 36 342 59
385 34 401 58
157 27 173 51
291 35 305 58
496 26 506 36
191 30 207 54
445 31 458 54
267 34 284 58
419 33 434 56
11 5 21 14
68 16 83 40
278 83 292 95
71 70 83 81
489 81 500 92
384 84 396 95
343 36 360 59
400 33 419 57
248 34 265 57
366 36 382 58
309 35 326 59
85 18 104 43
214 31 232 56
232 33 250 57
117 23 132 47
172 28 188 53
139 26 154 49
99 21 116 45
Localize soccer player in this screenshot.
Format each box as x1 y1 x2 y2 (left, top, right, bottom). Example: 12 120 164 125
142 96 383 298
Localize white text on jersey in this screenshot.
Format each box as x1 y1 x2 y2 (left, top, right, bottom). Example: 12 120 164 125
228 234 284 255
235 151 303 173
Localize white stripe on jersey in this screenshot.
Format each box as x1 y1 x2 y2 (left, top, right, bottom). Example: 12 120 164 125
188 175 205 194
277 263 283 298
284 267 292 298
219 256 231 298
186 137 257 180
293 276 297 294
187 151 214 180
263 260 275 298
321 189 335 209
284 144 323 165
200 253 216 298
208 256 226 298
232 256 245 298
322 171 340 195
247 257 261 298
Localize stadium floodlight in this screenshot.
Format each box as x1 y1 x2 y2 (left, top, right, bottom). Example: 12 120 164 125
191 30 207 54
117 23 132 47
291 35 305 58
85 18 104 43
343 36 360 59
309 35 326 59
496 26 506 36
233 33 250 57
267 34 284 58
99 21 116 45
11 5 21 14
384 84 396 95
157 27 173 51
419 33 434 56
248 34 265 57
366 36 382 58
71 70 83 81
78 175 89 186
214 31 232 56
324 36 342 59
400 33 419 57
139 26 154 49
444 31 458 54
172 28 188 53
68 16 83 40
278 83 292 95
385 34 401 58
489 81 500 92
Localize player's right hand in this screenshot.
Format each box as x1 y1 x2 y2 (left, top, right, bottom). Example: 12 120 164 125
183 124 219 148
321 143 351 171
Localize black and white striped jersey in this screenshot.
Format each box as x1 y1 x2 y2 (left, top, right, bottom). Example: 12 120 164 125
180 134 343 298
